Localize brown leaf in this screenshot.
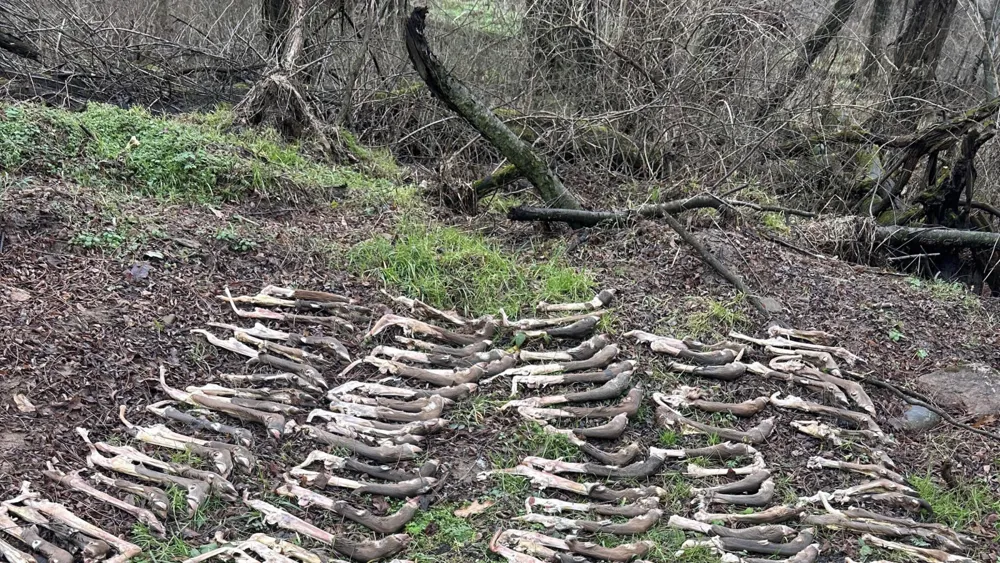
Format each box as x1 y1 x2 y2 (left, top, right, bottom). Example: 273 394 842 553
13 394 36 413
5 287 29 302
971 415 999 428
454 500 494 518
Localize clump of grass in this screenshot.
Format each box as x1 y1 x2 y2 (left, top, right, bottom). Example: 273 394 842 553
131 525 194 563
404 506 478 562
0 101 398 204
347 221 594 317
910 475 1000 532
685 294 750 338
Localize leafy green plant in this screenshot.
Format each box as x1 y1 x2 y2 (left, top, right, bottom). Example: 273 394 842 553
404 506 477 562
215 227 257 252
70 229 126 250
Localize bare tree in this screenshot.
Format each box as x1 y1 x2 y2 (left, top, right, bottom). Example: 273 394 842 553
861 0 892 79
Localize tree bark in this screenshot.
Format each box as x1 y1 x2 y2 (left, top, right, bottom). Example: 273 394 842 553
757 0 859 119
978 0 1000 98
874 225 1000 249
0 30 40 61
861 0 892 79
404 7 583 210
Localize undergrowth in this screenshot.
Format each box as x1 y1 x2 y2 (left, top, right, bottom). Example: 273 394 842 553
346 221 594 317
910 475 1000 534
0 102 395 204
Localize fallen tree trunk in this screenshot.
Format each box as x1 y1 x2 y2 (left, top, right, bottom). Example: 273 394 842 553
404 7 582 210
874 225 1000 250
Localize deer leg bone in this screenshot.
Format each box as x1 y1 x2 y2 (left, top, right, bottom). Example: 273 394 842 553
802 513 965 553
43 468 166 537
627 330 743 366
660 442 757 460
791 420 895 467
684 529 816 557
489 530 549 563
807 456 905 483
276 483 421 533
503 370 631 409
518 334 611 362
566 538 655 562
146 401 253 447
700 478 775 507
667 361 747 381
0 536 34 563
188 383 315 410
160 367 286 438
335 394 451 413
21 495 142 563
572 412 629 440
2 503 111 560
654 403 775 444
233 331 328 365
580 442 642 466
668 515 797 543
384 291 469 325
515 509 662 535
730 331 862 365
247 534 325 563
366 314 490 345
684 451 767 477
692 470 772 496
121 407 254 474
770 393 888 442
659 387 769 418
0 506 74 563
257 285 354 303
860 534 975 563
308 412 447 438
328 380 477 401
745 361 849 403
500 310 607 330
219 373 324 396
525 496 660 517
364 357 478 386
766 326 836 345
769 356 874 415
522 448 667 480
299 425 421 463
521 317 599 340
538 289 615 313
249 355 326 390
797 480 919 506
90 472 169 519
321 395 448 422
510 361 634 395
496 344 620 377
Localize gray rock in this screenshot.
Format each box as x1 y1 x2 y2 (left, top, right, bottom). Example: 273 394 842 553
917 362 1000 417
755 296 785 314
891 405 942 432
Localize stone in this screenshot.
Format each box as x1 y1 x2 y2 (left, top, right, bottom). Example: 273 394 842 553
755 296 785 314
890 405 942 433
917 362 1000 417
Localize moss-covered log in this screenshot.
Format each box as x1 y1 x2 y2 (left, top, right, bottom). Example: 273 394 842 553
473 165 521 198
874 225 1000 249
404 7 583 210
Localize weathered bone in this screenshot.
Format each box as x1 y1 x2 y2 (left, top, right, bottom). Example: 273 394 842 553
21 493 142 563
2 502 111 560
258 285 354 304
222 289 356 331
90 472 169 519
803 512 966 553
627 330 743 365
730 331 861 365
44 468 166 537
523 448 667 480
573 413 629 439
525 496 660 517
481 465 664 501
335 393 451 413
276 482 421 533
695 505 804 525
234 331 328 365
807 456 904 483
745 361 850 403
289 467 436 498
701 478 775 507
766 326 836 345
188 384 315 409
667 515 797 543
684 528 815 557
515 509 661 535
692 470 772 496
790 420 894 467
210 320 351 362
393 336 491 357
797 479 920 506
580 442 642 466
219 372 324 397
660 442 756 460
309 412 447 440
120 407 252 474
328 380 477 401
160 367 286 438
658 388 769 417
321 395 448 422
770 393 888 441
0 536 34 563
655 403 775 444
832 508 974 550
521 317 599 339
365 355 514 386
489 530 555 563
500 310 607 330
383 291 469 325
519 334 610 362
0 505 74 563
146 401 255 447
684 450 767 477
83 448 210 515
860 534 974 563
566 538 654 562
667 360 747 381
300 425 421 463
538 289 615 312
769 356 874 415
294 449 438 482
366 314 492 345
511 361 634 395
498 344 620 377
503 370 631 409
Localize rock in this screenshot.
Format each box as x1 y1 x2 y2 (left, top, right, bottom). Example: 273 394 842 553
891 405 942 432
755 296 785 314
917 362 1000 417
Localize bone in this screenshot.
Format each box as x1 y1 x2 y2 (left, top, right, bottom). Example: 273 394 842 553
288 468 435 498
627 330 743 365
580 442 642 466
563 386 643 419
221 289 356 331
538 289 615 313
525 496 661 517
44 468 166 537
660 442 756 460
490 530 558 563
745 361 851 403
219 372 324 397
566 539 654 562
121 407 254 474
695 505 804 524
654 403 775 444
366 314 492 345
685 528 815 557
501 310 608 330
659 387 769 418
21 494 142 563
309 413 447 439
251 354 327 389
769 356 874 415
684 450 767 477
187 384 315 409
803 513 966 553
572 413 629 440
328 380 477 401
482 465 664 502
335 393 450 413
300 425 421 463
797 480 920 507
90 439 236 498
522 448 667 480
258 285 354 304
518 334 610 362
510 361 635 395
667 515 797 543
365 355 513 386
730 331 862 365
790 420 895 467
372 344 508 368
276 483 421 533
667 361 747 381
515 509 661 535
210 321 350 361
0 536 34 563
503 369 631 409
770 393 888 441
522 317 599 339
294 449 437 482
2 503 112 560
766 326 836 345
860 534 974 563
383 291 469 325
692 470 772 496
321 395 448 422
332 536 410 563
90 472 170 519
234 330 328 365
701 478 775 507
807 456 905 483
0 506 74 563
393 335 492 357
160 367 286 438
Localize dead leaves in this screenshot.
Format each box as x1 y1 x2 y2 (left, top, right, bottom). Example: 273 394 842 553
454 500 495 518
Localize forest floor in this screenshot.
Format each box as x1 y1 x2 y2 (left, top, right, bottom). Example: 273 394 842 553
2 103 1000 563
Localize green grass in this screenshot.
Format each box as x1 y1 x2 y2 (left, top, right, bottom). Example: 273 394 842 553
910 475 1000 533
0 101 396 204
347 221 594 317
685 295 750 339
131 525 195 563
404 506 478 562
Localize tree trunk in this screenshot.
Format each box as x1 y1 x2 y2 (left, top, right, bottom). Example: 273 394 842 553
757 0 859 119
0 30 40 61
978 0 1000 98
262 0 292 60
886 0 959 131
861 0 892 79
404 7 583 210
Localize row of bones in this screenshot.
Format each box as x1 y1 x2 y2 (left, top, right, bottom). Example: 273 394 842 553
0 286 975 563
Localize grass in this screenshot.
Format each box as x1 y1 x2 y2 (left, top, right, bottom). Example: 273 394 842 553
685 294 750 339
0 101 396 204
404 506 479 562
909 474 1000 534
347 221 594 317
906 276 980 311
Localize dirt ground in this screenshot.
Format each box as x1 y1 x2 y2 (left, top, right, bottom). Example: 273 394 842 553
2 179 999 562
